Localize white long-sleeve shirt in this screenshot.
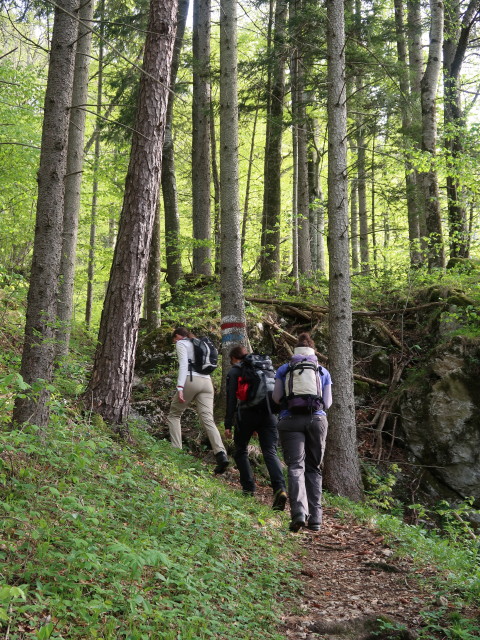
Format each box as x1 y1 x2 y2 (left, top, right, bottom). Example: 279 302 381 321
175 338 210 388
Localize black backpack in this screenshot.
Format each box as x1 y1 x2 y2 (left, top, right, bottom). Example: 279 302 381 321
188 336 218 377
235 354 275 408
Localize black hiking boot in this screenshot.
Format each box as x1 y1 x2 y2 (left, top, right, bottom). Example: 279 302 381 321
214 451 229 475
289 514 306 532
272 489 288 511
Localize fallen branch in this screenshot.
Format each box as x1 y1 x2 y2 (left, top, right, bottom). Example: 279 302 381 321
263 317 388 388
247 296 446 317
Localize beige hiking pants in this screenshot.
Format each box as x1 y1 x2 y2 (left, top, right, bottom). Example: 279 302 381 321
167 375 226 455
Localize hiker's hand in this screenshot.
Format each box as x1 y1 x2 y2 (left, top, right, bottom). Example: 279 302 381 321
224 428 232 439
177 390 185 403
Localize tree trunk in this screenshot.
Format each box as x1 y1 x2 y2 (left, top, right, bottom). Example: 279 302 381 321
349 140 360 271
145 201 161 330
84 0 177 424
407 0 427 244
56 0 95 359
219 0 248 364
13 0 79 427
291 48 300 292
210 98 221 273
393 0 422 267
162 0 189 292
241 103 259 257
356 81 369 273
85 0 104 329
324 0 364 501
260 0 288 281
192 0 212 276
308 118 325 273
419 0 445 269
296 35 312 276
443 0 479 258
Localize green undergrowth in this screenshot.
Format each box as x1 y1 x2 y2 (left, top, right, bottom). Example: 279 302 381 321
0 416 298 640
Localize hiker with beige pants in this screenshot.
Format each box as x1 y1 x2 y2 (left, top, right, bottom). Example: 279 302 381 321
166 326 229 475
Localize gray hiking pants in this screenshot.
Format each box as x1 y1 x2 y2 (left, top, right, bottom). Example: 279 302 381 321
278 414 328 524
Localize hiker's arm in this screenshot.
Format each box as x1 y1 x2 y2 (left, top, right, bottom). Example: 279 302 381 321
272 377 284 405
224 368 239 430
175 340 189 389
322 383 332 410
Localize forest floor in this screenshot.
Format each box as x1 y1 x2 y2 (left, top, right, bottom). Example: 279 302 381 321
218 465 477 640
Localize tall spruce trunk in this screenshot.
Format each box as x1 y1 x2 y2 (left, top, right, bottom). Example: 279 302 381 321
407 0 427 244
85 0 104 329
161 0 189 296
419 0 445 268
84 0 177 424
260 0 288 281
145 201 161 330
324 0 363 501
443 0 479 258
56 0 95 359
295 13 312 276
192 0 212 276
161 0 189 292
13 0 79 427
219 0 248 366
308 118 325 273
393 0 422 267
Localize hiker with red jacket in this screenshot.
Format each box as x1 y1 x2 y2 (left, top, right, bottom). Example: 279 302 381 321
166 326 229 474
272 333 332 532
224 345 288 511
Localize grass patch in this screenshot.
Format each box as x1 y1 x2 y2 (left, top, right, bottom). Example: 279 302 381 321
1 416 298 639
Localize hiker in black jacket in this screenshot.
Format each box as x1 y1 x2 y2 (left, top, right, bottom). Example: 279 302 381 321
224 345 287 510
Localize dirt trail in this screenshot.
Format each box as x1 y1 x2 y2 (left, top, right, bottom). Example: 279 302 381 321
221 470 447 640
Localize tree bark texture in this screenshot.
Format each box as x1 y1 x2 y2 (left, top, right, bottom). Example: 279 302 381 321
56 0 95 359
308 118 325 273
13 0 79 427
420 0 445 268
219 0 248 363
162 0 189 291
324 0 364 501
85 0 104 329
443 0 480 258
355 77 369 273
84 0 177 423
349 140 360 271
145 201 161 330
295 32 312 276
260 0 288 281
393 0 422 267
192 0 212 276
407 0 427 243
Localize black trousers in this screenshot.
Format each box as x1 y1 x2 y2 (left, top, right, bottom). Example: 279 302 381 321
233 406 286 494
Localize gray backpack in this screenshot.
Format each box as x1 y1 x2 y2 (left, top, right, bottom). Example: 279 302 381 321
285 354 323 413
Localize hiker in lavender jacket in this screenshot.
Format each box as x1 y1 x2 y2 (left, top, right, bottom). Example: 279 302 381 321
272 333 332 532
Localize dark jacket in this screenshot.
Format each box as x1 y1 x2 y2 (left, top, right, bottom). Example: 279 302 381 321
224 363 272 429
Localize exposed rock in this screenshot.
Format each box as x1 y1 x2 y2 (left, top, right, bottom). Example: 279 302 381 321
309 614 417 640
398 336 480 504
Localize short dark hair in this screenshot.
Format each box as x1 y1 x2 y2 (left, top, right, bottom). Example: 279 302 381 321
172 326 194 339
229 345 247 360
296 332 315 349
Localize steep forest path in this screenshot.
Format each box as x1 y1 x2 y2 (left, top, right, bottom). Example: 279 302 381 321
219 472 446 640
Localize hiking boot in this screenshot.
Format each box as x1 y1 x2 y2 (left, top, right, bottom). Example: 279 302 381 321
307 522 321 532
214 451 229 475
272 489 288 511
289 515 306 532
